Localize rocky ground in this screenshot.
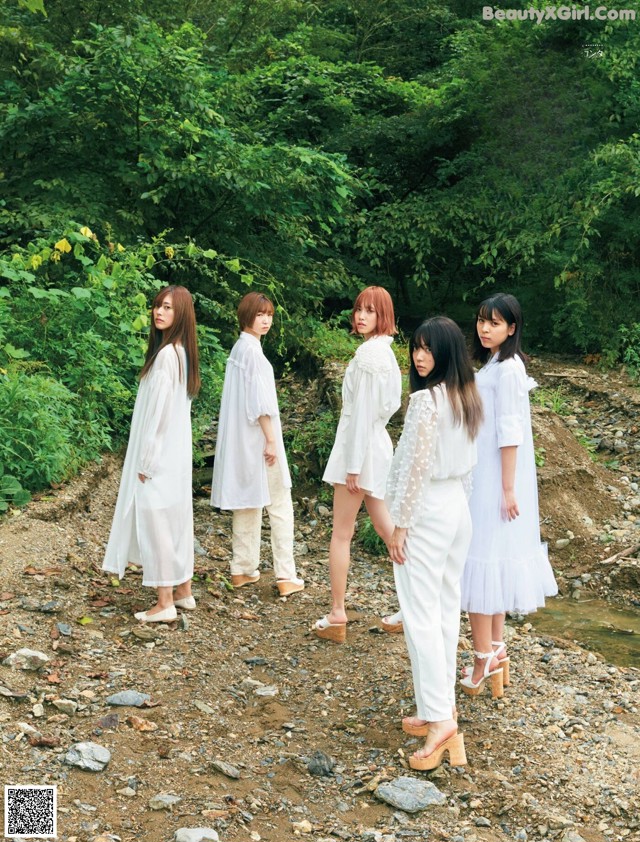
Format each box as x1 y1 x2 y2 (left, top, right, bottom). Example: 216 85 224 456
0 356 638 842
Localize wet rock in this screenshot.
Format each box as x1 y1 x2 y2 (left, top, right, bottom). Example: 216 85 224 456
106 690 150 707
175 830 219 842
210 759 241 779
306 750 335 776
374 776 446 812
65 742 111 772
149 793 182 810
3 648 49 670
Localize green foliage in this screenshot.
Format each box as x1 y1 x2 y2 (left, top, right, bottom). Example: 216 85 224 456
357 516 387 557
618 323 640 378
531 386 569 415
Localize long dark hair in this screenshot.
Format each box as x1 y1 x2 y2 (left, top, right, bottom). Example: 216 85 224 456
140 285 201 398
472 292 526 365
410 316 483 439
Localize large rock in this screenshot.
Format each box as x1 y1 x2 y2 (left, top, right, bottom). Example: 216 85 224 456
64 742 111 772
175 830 219 842
106 690 150 707
149 793 182 811
374 776 446 812
3 649 50 670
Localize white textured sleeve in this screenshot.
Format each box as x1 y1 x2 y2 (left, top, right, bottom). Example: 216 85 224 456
495 362 524 448
386 391 438 529
461 471 473 501
138 353 178 478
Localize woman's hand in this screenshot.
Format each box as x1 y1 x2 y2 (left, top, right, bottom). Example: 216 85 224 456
387 527 408 565
138 473 146 483
501 489 519 521
264 440 277 466
346 473 361 494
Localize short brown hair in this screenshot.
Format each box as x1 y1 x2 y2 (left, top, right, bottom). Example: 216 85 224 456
350 286 397 336
237 292 275 331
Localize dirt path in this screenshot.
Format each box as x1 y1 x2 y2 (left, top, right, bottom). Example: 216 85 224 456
0 358 638 842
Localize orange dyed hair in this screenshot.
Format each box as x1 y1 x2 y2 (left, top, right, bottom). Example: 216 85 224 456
350 286 397 336
237 291 275 331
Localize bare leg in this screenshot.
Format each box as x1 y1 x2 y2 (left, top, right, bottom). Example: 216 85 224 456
468 612 501 683
173 579 193 601
363 495 395 543
491 613 506 644
325 483 365 625
144 586 174 615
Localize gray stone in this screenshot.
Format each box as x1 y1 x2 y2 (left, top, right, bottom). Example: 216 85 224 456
193 537 207 556
254 684 278 697
561 833 586 842
52 699 78 715
64 741 111 771
39 599 63 613
210 759 241 779
374 776 446 812
475 817 492 827
56 623 73 636
555 539 571 549
3 648 50 670
306 750 335 777
106 690 150 707
149 793 182 811
175 830 219 842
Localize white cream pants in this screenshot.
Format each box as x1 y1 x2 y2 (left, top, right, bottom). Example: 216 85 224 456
231 462 297 580
394 477 472 722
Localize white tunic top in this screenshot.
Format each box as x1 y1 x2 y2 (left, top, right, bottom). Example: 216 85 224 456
103 344 194 588
211 332 291 510
322 335 402 499
386 385 477 528
461 354 557 614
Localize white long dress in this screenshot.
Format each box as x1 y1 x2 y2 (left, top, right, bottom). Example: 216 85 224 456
322 335 402 499
386 385 477 720
211 332 291 510
460 353 557 615
103 344 194 588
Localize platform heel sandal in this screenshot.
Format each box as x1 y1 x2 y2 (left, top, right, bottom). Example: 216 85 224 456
492 640 511 687
459 650 504 698
409 732 467 771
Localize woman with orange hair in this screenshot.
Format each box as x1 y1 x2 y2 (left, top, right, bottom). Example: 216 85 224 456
314 286 402 642
103 285 200 622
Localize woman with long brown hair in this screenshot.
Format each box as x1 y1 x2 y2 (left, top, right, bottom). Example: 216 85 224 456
103 285 200 622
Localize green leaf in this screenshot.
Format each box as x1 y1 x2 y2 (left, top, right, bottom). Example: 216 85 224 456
71 287 92 299
76 616 94 625
4 344 30 360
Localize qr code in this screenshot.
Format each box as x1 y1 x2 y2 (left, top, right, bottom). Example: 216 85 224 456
5 785 57 838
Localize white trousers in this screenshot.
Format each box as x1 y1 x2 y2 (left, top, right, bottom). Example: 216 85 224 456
394 477 472 722
231 462 297 580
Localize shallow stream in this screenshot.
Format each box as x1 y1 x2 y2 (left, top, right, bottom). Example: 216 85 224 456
530 596 640 668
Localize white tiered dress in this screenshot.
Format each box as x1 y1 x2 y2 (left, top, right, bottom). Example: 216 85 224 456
460 353 557 615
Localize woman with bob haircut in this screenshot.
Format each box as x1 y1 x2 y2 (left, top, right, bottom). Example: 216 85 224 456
103 285 200 622
211 291 304 597
386 316 482 770
314 286 402 643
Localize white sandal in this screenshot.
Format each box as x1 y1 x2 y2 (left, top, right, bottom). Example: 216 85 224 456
461 641 511 687
460 650 504 698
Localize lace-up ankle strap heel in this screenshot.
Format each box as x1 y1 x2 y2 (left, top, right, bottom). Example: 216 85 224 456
459 650 504 698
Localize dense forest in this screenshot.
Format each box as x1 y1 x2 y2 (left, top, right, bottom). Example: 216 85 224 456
1 0 640 506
